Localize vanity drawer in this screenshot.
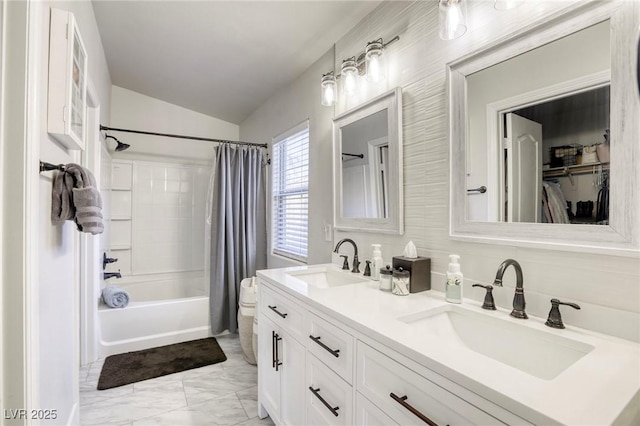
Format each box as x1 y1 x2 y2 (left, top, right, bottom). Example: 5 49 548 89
306 312 354 384
356 342 504 426
260 283 305 341
355 392 398 426
306 353 353 426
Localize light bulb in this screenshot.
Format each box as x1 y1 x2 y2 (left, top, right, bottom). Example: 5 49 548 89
439 0 467 41
341 58 358 96
320 72 336 106
365 40 385 82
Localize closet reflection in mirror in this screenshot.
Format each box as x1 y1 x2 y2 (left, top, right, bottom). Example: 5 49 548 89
466 20 611 225
341 109 389 218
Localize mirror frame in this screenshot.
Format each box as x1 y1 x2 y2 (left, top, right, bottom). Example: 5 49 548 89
333 87 403 234
448 1 639 256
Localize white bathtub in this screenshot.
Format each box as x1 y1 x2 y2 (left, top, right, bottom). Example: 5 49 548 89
98 277 211 357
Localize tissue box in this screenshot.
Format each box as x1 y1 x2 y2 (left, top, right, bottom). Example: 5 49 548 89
392 256 431 293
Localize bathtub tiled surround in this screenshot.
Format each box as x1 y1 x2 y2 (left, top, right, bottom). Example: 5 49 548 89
108 160 211 277
131 162 210 275
80 334 273 426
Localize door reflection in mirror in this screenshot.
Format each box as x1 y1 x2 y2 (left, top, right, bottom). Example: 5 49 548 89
501 86 610 224
340 109 389 219
466 20 611 225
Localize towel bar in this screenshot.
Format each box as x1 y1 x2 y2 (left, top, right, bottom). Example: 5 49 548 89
39 161 66 173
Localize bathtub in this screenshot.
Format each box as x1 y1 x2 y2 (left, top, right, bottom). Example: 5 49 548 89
98 276 211 357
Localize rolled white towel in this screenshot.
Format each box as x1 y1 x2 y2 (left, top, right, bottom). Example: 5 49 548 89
102 285 130 308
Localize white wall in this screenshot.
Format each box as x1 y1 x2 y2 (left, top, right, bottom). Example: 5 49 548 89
241 0 640 342
240 50 336 269
0 0 110 419
33 1 111 424
109 86 239 164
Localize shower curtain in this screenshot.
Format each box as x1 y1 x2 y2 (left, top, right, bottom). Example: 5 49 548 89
209 144 266 334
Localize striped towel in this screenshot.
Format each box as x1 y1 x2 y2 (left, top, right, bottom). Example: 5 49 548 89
51 163 104 235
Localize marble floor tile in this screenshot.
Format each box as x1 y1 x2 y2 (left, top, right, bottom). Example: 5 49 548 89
236 386 258 419
80 381 134 407
233 416 275 426
132 393 248 426
81 383 188 425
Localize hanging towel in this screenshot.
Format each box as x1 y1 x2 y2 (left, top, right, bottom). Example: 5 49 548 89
51 163 104 234
102 285 130 308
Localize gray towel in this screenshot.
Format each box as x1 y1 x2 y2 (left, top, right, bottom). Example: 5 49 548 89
51 163 104 235
102 285 130 308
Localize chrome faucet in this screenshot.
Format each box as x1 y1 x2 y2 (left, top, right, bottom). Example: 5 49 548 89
492 259 527 319
333 238 360 274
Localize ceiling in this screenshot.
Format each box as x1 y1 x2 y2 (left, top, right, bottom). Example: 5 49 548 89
92 1 382 125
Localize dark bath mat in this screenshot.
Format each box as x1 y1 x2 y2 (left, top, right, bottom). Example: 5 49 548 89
97 337 226 390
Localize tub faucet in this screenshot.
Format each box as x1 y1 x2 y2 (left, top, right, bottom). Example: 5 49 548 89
103 271 122 280
334 238 360 274
492 259 527 319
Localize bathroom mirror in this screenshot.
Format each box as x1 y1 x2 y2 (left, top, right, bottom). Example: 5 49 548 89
449 1 639 254
333 87 403 234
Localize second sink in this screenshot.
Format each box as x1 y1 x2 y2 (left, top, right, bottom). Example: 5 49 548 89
286 265 368 288
398 304 594 380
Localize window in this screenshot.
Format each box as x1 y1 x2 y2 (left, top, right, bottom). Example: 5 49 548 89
272 122 309 262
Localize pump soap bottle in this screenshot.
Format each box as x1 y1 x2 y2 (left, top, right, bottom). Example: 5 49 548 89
371 244 383 281
445 254 463 303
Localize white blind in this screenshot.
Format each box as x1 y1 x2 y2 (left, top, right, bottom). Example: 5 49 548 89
272 123 309 262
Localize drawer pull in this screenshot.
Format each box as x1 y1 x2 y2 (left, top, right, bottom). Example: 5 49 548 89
272 331 282 371
268 305 288 318
309 387 339 417
390 393 438 426
309 335 340 357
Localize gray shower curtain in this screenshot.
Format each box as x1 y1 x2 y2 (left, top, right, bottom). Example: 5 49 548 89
209 144 266 334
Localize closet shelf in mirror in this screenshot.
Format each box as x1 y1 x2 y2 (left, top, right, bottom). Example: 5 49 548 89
543 162 609 178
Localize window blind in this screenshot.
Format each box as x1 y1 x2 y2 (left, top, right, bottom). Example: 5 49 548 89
272 123 309 262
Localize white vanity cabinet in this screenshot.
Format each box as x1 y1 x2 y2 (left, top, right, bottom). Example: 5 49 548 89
257 278 527 426
258 286 306 426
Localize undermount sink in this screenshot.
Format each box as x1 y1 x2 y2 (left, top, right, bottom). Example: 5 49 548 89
398 305 594 380
286 266 368 288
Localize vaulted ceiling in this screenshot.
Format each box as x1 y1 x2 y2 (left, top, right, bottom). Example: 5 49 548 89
92 1 381 124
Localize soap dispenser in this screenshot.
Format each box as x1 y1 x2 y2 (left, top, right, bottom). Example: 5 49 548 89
371 244 383 281
446 254 463 303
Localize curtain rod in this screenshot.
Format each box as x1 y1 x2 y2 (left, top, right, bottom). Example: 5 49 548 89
99 125 268 149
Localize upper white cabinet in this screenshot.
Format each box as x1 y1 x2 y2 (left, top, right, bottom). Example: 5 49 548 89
48 8 88 151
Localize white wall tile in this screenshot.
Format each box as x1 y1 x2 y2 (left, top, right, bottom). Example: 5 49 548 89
111 190 132 219
112 161 133 190
130 161 211 275
110 220 132 248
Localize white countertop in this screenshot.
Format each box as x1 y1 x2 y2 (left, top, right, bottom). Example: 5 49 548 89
257 263 640 426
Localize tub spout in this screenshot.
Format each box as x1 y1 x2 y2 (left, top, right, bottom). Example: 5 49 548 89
104 271 122 280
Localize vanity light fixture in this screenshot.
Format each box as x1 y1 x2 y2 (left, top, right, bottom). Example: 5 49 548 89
320 35 400 106
494 0 524 10
321 71 337 106
365 39 385 82
341 57 358 95
439 0 467 41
